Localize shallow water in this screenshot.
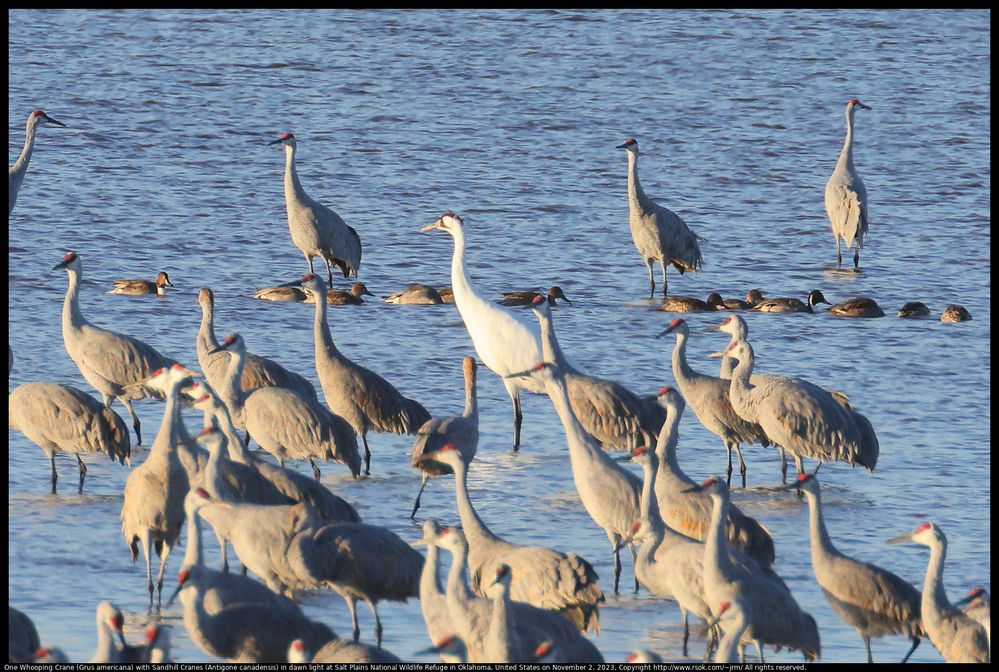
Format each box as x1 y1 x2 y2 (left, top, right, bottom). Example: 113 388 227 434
8 8 990 664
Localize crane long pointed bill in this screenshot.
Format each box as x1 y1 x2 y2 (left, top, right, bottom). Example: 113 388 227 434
703 323 723 332
266 137 284 145
415 644 445 655
116 630 127 647
706 350 726 358
886 533 912 545
165 583 183 607
612 538 632 554
53 259 72 270
953 593 978 608
681 484 703 493
410 539 427 547
615 142 630 149
857 102 872 110
419 219 443 233
41 112 66 127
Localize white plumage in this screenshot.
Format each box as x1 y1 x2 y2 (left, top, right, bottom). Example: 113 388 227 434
824 98 871 269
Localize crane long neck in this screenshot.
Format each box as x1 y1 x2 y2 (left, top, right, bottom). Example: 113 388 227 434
91 615 115 663
802 489 841 564
284 144 307 202
451 457 501 546
182 503 206 568
637 460 669 559
836 110 856 171
922 537 952 617
486 582 516 662
212 403 251 464
219 346 247 413
61 267 87 334
535 309 572 371
545 374 604 468
311 287 343 361
204 440 227 500
626 151 645 206
462 366 478 418
10 120 37 187
715 612 747 663
727 349 756 416
654 402 683 473
151 377 187 456
420 541 444 600
670 331 698 391
197 300 219 357
448 227 476 306
705 491 734 575
444 540 476 623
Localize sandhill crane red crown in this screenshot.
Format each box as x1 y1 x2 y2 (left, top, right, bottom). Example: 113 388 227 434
616 138 703 298
825 98 871 270
9 109 65 215
269 132 362 286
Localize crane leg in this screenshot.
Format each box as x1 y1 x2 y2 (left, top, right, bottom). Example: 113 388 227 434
141 534 154 610
154 543 172 610
410 474 430 519
362 434 372 475
754 639 765 663
660 259 669 298
853 246 860 270
739 644 745 663
900 636 920 664
610 536 622 594
305 253 316 277
734 443 747 488
366 598 383 648
243 431 251 446
629 542 639 592
346 596 361 642
836 238 843 268
725 442 734 486
49 454 58 494
323 257 334 288
779 446 788 484
215 530 229 573
681 607 690 657
309 458 322 481
864 636 873 664
122 398 143 446
512 393 523 452
645 259 655 299
77 455 88 493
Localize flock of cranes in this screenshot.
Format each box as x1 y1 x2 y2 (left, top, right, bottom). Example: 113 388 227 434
8 95 988 664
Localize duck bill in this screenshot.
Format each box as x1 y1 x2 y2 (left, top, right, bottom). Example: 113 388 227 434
560 297 573 306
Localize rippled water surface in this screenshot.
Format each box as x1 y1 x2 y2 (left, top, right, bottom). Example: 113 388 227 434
8 8 990 664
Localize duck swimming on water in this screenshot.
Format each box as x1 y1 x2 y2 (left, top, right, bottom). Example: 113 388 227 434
107 271 173 296
754 289 829 314
827 297 885 318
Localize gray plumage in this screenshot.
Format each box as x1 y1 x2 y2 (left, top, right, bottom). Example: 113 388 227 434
285 520 424 647
532 298 657 452
433 445 604 633
789 474 922 663
9 109 65 215
889 523 989 663
498 286 572 307
754 289 830 314
302 273 431 476
120 368 194 609
824 98 871 270
9 381 130 494
290 638 403 664
617 138 703 299
270 133 361 285
382 283 445 305
432 526 604 664
697 477 820 662
253 286 307 302
959 589 990 647
722 338 879 473
660 293 723 313
410 356 479 518
304 282 373 305
8 606 40 663
108 271 173 296
55 252 178 446
211 332 361 479
89 601 128 663
826 296 885 318
414 520 464 664
660 317 771 489
197 287 318 403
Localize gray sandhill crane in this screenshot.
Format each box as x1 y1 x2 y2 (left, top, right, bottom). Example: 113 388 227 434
505 361 641 594
616 138 703 298
955 588 990 646
55 251 178 445
108 271 173 296
686 476 820 662
713 338 879 477
196 287 318 403
288 637 402 664
705 600 751 663
269 133 361 285
9 606 41 663
431 444 604 632
189 382 359 523
888 523 990 663
120 367 196 609
27 647 70 663
430 525 604 663
626 649 664 663
416 635 467 662
645 386 774 569
303 282 373 305
421 212 544 450
143 623 172 664
827 296 885 318
210 332 360 479
9 381 130 493
658 317 771 487
89 601 128 663
531 296 657 452
9 109 65 214
283 519 424 646
484 564 526 662
754 289 829 314
825 98 871 270
498 286 572 307
301 273 430 475
616 445 716 658
410 357 479 519
382 283 444 305
412 519 464 664
784 473 923 663
169 490 335 662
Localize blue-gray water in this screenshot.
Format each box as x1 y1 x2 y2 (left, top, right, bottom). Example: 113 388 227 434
8 8 990 664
